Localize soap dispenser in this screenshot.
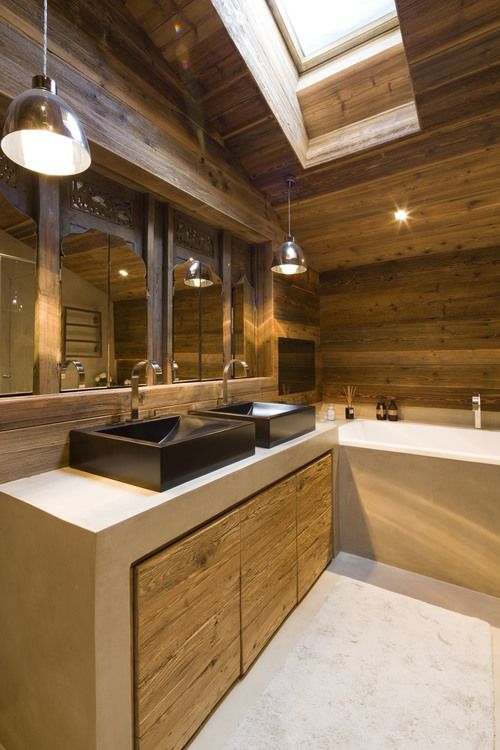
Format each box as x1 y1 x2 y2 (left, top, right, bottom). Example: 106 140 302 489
387 398 399 421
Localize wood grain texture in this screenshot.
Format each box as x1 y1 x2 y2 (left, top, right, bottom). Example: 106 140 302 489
134 510 241 750
296 454 333 600
33 177 60 394
273 269 321 403
240 474 297 672
0 0 280 243
298 43 414 139
320 247 500 410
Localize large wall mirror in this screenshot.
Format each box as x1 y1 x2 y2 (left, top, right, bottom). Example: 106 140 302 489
60 229 147 390
172 260 223 381
231 236 257 378
171 211 224 382
0 192 36 395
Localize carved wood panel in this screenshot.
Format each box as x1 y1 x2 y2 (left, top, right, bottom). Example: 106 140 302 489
70 177 133 228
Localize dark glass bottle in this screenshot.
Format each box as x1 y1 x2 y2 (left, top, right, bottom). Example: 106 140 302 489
376 401 387 420
387 398 399 421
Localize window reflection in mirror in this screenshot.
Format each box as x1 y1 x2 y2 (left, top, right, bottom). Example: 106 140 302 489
61 230 147 390
172 260 223 382
0 193 36 395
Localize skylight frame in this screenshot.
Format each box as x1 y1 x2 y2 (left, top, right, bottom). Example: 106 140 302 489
267 0 400 73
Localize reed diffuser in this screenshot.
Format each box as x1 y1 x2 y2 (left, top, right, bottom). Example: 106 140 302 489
343 384 356 419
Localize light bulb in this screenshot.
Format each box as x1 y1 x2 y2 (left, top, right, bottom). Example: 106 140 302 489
394 208 408 221
2 128 90 176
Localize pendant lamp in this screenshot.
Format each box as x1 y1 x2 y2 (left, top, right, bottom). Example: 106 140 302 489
1 0 91 176
184 259 214 288
272 175 307 275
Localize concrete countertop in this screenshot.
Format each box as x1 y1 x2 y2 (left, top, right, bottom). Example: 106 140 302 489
0 419 341 534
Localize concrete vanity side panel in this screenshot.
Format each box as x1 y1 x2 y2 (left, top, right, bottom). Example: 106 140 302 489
339 446 500 597
0 493 97 750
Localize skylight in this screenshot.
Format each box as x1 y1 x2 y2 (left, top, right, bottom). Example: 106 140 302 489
269 0 399 70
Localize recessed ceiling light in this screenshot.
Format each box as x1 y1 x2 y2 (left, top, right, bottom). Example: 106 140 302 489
394 208 408 221
118 268 129 277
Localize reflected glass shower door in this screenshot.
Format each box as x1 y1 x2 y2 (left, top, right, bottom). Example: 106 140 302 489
0 254 36 394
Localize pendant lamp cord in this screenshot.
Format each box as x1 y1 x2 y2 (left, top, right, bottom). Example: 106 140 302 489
287 178 291 236
43 0 48 77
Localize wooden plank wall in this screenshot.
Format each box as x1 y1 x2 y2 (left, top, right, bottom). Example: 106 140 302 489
273 269 321 404
320 247 500 410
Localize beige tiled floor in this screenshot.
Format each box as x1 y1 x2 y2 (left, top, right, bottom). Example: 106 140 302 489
189 552 500 749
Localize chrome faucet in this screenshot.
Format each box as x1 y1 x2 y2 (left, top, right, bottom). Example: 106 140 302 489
60 359 85 389
130 360 163 420
472 393 481 429
222 358 248 404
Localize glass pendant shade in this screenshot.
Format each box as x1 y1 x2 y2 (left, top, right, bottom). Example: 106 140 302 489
1 76 91 176
272 235 307 274
272 175 307 275
184 259 214 288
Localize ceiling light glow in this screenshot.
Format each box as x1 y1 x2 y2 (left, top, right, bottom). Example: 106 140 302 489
394 208 408 221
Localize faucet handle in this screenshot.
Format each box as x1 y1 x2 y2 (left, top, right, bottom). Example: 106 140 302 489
472 393 481 407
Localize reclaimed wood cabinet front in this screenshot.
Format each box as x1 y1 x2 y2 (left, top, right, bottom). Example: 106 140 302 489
296 453 333 600
240 474 297 672
133 510 241 750
133 452 333 750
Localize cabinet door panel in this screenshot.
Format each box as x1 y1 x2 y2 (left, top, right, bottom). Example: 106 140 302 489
240 475 297 672
296 453 333 600
134 510 240 750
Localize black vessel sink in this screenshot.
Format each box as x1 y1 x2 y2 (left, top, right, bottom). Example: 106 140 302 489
69 415 256 491
190 402 315 448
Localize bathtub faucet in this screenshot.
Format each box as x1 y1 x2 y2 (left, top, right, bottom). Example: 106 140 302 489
472 393 481 429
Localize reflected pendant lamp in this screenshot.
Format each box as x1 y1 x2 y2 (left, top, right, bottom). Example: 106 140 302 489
184 259 214 288
1 0 91 176
272 175 307 275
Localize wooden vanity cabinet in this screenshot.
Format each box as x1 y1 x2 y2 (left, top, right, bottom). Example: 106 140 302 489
133 452 333 749
296 453 333 600
240 474 297 672
133 510 241 750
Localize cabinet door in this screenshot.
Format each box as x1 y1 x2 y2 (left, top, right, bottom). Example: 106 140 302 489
133 510 241 750
296 453 333 600
240 475 297 672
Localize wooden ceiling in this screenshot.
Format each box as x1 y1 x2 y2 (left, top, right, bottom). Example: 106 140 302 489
118 1 500 271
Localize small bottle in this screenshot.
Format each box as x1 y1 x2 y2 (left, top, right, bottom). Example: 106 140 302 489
387 398 398 421
326 403 336 421
376 401 387 420
345 405 354 419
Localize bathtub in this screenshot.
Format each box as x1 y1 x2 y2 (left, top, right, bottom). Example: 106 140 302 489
336 419 500 598
338 419 500 466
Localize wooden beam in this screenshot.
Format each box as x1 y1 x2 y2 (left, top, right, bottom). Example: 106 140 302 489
305 102 420 167
209 0 309 165
0 1 280 243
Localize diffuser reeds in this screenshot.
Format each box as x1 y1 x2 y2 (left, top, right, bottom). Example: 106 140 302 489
343 384 357 407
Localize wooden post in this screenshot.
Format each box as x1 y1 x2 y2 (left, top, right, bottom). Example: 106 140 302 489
144 194 163 381
221 230 232 367
34 176 61 394
164 204 174 383
254 241 274 378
